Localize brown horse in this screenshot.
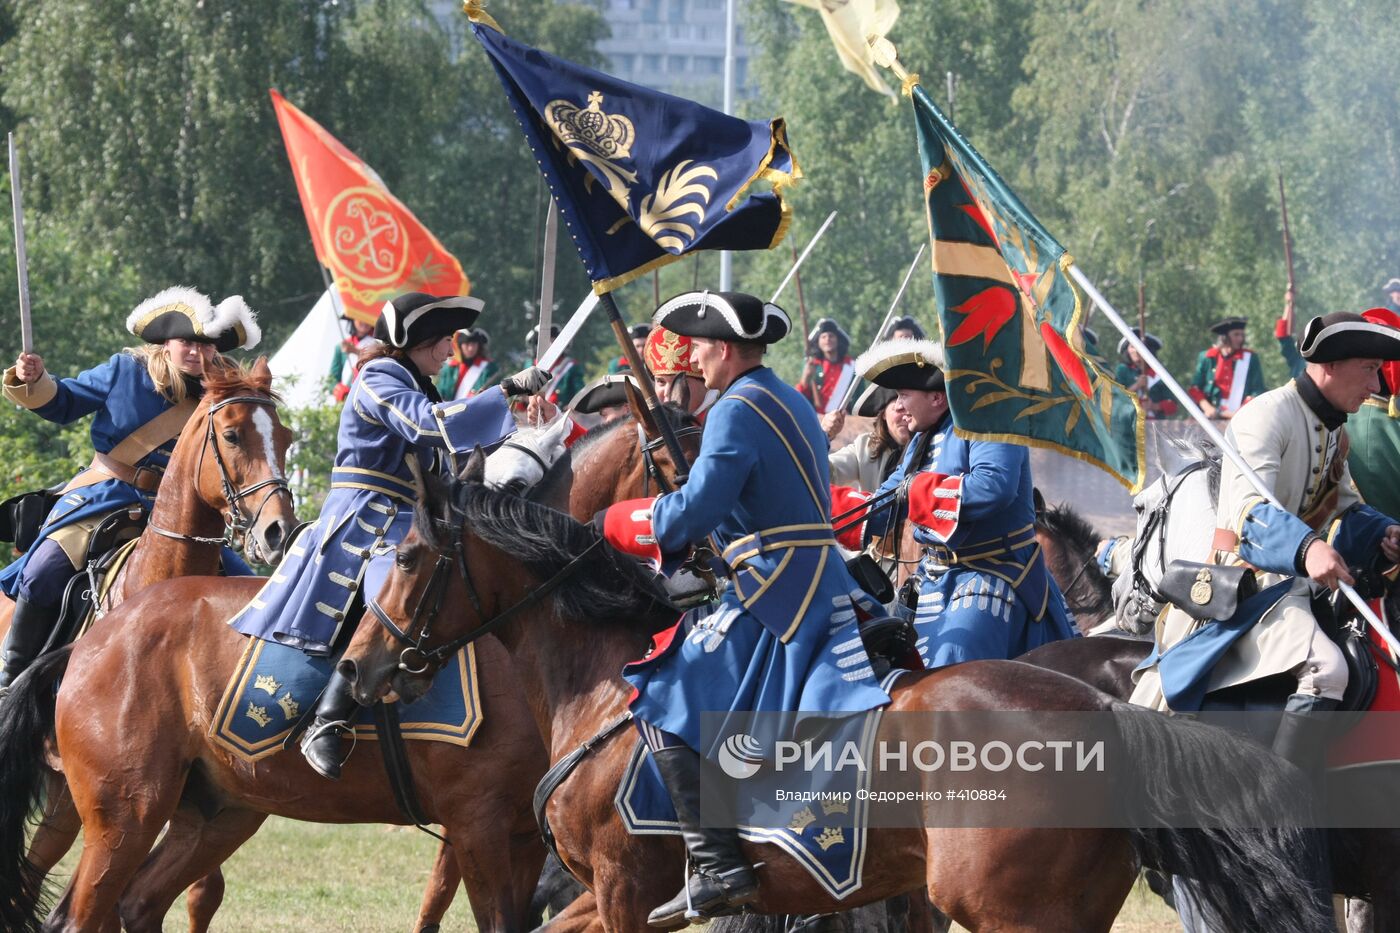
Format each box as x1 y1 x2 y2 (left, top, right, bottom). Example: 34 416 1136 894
328 467 1334 933
0 406 705 933
0 359 297 930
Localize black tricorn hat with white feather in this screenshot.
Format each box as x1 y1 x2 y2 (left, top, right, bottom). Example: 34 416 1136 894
855 338 946 392
1299 311 1400 363
126 286 261 353
375 292 484 348
652 291 790 345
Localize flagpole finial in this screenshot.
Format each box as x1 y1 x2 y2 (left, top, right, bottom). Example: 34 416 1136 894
462 0 503 32
867 36 918 97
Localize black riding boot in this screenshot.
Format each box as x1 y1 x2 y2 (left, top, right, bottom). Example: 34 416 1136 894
1272 692 1339 923
647 745 758 928
299 669 361 780
0 597 58 694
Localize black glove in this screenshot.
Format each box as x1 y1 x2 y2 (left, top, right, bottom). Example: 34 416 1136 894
501 365 550 397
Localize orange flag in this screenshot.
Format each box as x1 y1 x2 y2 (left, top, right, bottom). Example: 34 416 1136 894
270 89 469 323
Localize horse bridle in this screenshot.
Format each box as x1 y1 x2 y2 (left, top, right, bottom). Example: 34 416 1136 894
1128 460 1208 607
148 395 293 552
636 422 702 497
368 500 603 675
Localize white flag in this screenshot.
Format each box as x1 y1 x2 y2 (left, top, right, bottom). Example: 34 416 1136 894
784 0 901 99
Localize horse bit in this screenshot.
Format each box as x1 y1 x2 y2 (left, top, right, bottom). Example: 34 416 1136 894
148 395 294 560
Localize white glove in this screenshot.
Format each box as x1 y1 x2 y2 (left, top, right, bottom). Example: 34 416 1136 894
502 366 550 397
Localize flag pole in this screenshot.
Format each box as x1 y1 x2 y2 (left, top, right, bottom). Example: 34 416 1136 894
598 290 691 481
1068 263 1400 655
718 0 737 291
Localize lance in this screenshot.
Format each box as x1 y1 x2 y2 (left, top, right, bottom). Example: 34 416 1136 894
1278 172 1297 335
1069 263 1400 658
789 239 812 349
8 133 32 357
839 243 925 412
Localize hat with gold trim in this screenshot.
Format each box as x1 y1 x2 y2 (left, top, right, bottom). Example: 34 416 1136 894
126 286 261 352
645 326 703 379
855 338 945 392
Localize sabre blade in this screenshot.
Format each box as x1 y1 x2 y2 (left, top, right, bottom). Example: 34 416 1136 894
9 133 32 355
771 210 837 304
536 198 559 363
538 292 600 373
841 243 926 411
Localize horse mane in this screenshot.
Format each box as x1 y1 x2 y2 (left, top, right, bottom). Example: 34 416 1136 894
1037 502 1100 558
202 359 279 403
445 480 675 629
1165 434 1222 499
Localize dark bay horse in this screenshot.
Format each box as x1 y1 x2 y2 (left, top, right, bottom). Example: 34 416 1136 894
331 467 1334 933
0 359 296 930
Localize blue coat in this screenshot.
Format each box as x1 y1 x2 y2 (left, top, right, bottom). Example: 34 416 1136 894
229 358 515 655
0 353 191 595
622 367 892 753
867 413 1075 667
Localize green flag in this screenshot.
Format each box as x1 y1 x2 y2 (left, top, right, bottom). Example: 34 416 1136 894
911 84 1145 490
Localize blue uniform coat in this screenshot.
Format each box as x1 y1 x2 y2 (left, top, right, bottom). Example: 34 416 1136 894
0 353 193 594
867 413 1075 667
622 367 892 754
230 358 515 654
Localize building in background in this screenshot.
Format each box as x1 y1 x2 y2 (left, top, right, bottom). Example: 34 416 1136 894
429 0 754 108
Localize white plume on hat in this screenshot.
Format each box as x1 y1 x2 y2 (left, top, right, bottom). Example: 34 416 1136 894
854 338 945 380
126 286 261 350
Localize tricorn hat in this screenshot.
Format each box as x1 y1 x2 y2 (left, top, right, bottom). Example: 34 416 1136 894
652 291 790 345
126 286 261 353
456 326 490 349
852 382 897 418
1209 316 1248 336
1381 277 1400 294
627 322 653 341
375 292 483 348
882 315 926 340
855 338 946 392
570 372 636 415
1299 310 1400 363
526 323 562 348
1117 328 1163 359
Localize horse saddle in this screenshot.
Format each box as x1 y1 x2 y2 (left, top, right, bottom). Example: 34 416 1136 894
42 509 149 655
0 484 63 553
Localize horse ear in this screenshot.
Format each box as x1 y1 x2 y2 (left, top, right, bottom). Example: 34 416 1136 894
458 446 487 485
625 379 661 439
1032 487 1047 518
251 356 272 380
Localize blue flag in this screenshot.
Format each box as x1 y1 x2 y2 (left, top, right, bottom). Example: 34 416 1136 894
910 84 1146 491
470 17 800 293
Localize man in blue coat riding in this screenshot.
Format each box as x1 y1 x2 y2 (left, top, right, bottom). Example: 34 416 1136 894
598 290 893 927
838 339 1075 666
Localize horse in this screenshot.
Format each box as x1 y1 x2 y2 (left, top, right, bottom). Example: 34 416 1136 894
1033 498 1116 635
0 358 297 931
329 460 1335 933
0 402 706 933
1018 443 1400 932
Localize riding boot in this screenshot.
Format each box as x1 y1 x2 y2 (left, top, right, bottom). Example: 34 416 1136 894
1272 692 1339 923
0 597 58 694
299 669 361 780
646 745 758 928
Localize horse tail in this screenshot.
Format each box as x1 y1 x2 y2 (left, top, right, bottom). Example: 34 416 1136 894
1112 700 1332 933
0 645 72 933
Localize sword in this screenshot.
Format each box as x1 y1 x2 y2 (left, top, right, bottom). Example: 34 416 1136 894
9 133 32 356
839 243 926 412
538 292 600 373
536 198 559 363
771 210 837 304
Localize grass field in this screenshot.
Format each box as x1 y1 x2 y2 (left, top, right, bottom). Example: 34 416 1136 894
51 817 1180 931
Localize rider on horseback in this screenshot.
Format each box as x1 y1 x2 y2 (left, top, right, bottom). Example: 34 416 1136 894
597 291 893 927
0 287 260 692
837 339 1076 666
1131 311 1400 769
229 292 550 780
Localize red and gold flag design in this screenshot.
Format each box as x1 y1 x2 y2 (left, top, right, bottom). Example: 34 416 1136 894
270 89 469 323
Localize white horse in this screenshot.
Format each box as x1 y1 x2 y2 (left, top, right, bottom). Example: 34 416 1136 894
483 412 577 492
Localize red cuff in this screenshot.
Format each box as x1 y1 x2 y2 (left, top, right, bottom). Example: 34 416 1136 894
908 472 962 541
1187 385 1207 404
830 485 871 550
1275 317 1291 339
601 497 662 568
563 417 589 448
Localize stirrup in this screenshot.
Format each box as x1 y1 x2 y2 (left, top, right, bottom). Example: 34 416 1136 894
302 717 353 745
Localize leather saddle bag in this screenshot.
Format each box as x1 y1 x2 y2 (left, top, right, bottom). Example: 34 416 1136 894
1158 559 1257 621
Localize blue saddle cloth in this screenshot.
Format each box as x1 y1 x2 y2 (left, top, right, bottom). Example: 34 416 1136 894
210 636 482 761
616 671 905 901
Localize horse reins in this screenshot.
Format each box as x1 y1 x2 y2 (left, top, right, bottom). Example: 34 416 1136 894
369 506 604 675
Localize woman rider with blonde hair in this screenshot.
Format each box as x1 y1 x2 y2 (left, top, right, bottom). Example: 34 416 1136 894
0 286 261 691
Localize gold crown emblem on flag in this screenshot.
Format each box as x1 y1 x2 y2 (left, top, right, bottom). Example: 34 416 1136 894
547 92 635 163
